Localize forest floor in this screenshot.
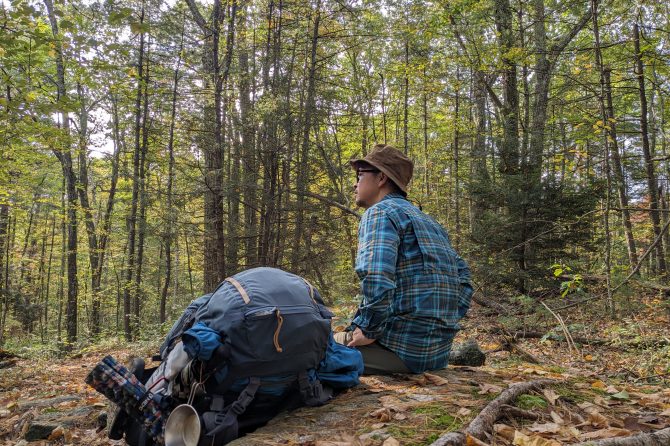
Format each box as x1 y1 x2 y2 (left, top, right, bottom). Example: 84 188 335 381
0 289 669 446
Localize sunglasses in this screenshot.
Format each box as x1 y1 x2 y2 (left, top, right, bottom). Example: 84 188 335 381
356 169 380 182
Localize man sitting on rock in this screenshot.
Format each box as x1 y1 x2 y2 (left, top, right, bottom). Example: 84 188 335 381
334 144 473 374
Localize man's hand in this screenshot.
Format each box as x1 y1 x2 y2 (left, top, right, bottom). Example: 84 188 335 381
347 327 376 347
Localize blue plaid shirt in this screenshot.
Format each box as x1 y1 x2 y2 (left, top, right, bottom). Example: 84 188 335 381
351 193 473 373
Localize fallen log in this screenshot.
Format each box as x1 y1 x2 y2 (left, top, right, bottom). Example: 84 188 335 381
487 328 670 349
429 380 554 446
569 426 670 446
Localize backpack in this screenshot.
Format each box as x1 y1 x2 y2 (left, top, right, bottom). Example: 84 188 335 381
98 267 358 446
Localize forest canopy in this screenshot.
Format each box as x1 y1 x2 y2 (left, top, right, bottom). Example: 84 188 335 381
1 0 669 346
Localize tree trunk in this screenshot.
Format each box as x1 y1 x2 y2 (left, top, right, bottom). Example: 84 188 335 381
291 0 321 271
604 68 638 271
75 83 104 337
403 40 409 155
592 0 615 314
493 0 520 174
634 23 666 276
222 0 240 276
453 67 461 249
160 16 185 324
0 203 9 346
237 10 258 269
45 0 79 344
134 36 152 335
123 7 146 341
186 0 227 291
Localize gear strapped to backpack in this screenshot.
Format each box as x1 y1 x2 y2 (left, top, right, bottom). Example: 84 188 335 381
97 267 359 446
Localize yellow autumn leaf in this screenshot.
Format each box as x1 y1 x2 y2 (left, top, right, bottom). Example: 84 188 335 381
591 380 607 390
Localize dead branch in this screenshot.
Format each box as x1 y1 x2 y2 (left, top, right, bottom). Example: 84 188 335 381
492 329 670 349
500 404 544 421
430 380 554 446
569 426 670 446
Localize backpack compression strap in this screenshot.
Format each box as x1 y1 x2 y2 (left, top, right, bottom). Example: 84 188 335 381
224 277 250 304
298 371 332 406
202 377 261 445
302 279 317 304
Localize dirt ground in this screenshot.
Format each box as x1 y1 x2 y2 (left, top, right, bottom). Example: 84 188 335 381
1 293 669 445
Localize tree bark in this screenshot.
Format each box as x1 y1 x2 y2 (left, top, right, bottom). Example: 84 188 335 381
592 0 615 314
291 0 321 271
134 47 150 335
604 68 638 271
634 23 666 276
493 0 520 174
44 0 78 344
0 203 8 346
185 0 227 292
571 427 670 446
237 9 258 269
122 6 146 341
430 380 554 446
160 15 185 324
75 82 104 337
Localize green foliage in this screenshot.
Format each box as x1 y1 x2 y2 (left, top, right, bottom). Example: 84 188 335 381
515 394 548 410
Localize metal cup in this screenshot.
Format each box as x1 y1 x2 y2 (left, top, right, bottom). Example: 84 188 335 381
164 381 203 446
164 403 202 446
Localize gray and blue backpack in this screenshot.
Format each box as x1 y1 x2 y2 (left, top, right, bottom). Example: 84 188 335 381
98 267 362 446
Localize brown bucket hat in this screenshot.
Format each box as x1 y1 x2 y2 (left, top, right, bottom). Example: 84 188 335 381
350 144 414 193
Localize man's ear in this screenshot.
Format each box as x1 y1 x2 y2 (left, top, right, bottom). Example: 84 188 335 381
377 172 389 187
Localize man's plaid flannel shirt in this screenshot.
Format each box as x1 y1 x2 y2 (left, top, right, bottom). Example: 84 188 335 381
351 193 473 373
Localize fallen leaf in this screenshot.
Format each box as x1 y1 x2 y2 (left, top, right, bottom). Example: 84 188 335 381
623 416 643 431
47 425 66 441
512 430 561 446
379 395 412 412
494 424 516 441
369 408 391 422
366 388 386 393
557 425 581 441
424 372 449 386
591 380 607 390
578 428 631 441
465 434 491 446
478 383 503 395
457 407 472 417
610 390 630 400
542 389 560 405
586 410 610 428
606 385 620 394
660 408 670 416
639 415 660 424
316 440 352 446
549 411 564 424
528 422 561 434
371 422 386 429
407 375 427 386
382 437 400 446
393 412 407 421
593 395 611 407
368 407 388 417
